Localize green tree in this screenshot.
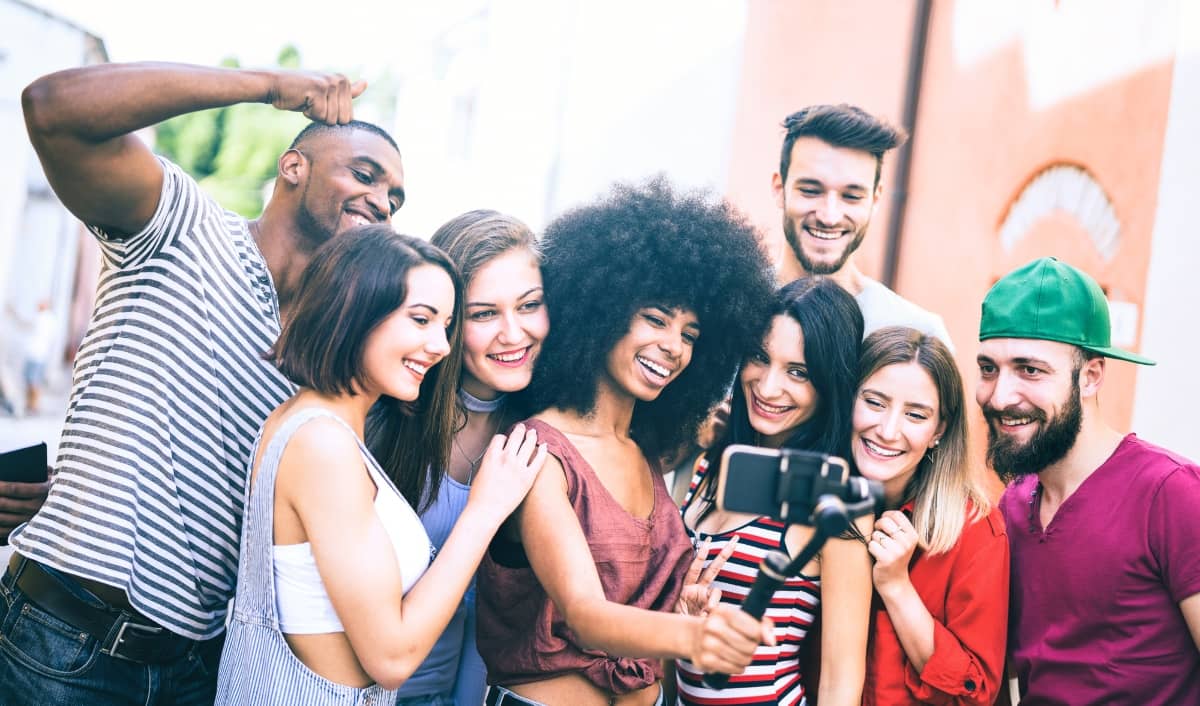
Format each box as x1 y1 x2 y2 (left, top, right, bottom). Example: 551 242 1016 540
155 48 307 217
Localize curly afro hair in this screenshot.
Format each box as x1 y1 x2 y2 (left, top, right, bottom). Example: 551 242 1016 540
524 177 775 458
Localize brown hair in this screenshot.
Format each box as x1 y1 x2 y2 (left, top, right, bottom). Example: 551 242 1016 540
858 326 988 554
270 224 464 510
431 210 540 287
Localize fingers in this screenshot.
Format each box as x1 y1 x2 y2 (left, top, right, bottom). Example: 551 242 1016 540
699 536 738 585
760 616 777 647
876 510 913 536
695 605 765 674
706 587 722 613
527 440 549 475
279 71 358 124
684 537 712 585
0 480 50 501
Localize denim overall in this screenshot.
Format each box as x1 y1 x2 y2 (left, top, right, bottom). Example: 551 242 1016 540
215 408 396 706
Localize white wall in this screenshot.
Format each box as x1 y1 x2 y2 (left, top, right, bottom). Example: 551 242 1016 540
0 0 97 348
390 0 747 238
1132 0 1200 461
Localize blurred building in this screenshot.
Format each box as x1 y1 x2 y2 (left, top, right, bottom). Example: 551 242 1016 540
725 0 1199 463
389 0 748 236
0 0 106 398
393 0 1198 463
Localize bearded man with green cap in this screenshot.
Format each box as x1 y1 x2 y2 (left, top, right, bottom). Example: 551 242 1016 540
976 257 1200 705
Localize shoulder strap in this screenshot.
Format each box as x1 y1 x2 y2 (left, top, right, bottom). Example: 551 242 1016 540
236 407 358 618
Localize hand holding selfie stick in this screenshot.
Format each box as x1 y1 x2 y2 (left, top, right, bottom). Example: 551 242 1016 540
703 445 883 690
702 496 855 689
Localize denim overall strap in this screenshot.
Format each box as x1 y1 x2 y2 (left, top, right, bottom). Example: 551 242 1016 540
233 407 359 623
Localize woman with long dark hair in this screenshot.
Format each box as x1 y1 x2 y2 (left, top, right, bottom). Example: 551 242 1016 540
677 277 872 706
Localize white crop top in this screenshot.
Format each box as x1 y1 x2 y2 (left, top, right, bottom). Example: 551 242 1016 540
273 455 432 634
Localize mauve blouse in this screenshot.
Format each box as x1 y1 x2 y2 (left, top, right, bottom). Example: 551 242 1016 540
476 418 694 695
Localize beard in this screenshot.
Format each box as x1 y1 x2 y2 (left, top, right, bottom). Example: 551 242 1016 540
782 214 867 276
294 179 338 250
984 373 1083 481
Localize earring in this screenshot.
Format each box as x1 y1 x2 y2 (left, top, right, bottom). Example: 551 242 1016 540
932 438 941 447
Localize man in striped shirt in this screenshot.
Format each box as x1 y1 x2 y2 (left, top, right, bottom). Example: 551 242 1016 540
1 62 405 705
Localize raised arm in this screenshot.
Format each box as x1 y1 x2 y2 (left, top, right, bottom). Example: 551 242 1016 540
22 62 363 236
516 454 770 674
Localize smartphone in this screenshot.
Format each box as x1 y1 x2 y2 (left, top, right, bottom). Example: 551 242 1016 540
716 444 851 525
0 442 49 483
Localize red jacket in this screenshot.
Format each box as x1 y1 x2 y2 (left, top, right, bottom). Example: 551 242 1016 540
863 503 1010 705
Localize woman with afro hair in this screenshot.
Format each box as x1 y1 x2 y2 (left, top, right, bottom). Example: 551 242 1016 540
476 178 777 706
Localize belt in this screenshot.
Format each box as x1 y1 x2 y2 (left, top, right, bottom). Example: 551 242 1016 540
10 556 195 664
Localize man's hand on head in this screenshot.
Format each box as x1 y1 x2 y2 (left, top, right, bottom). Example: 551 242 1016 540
267 71 367 125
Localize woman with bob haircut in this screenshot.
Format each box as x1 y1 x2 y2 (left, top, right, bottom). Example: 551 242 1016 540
852 326 1008 705
676 276 873 706
396 211 548 706
216 225 547 706
476 179 778 706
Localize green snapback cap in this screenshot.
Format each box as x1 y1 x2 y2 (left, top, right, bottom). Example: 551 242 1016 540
979 257 1155 366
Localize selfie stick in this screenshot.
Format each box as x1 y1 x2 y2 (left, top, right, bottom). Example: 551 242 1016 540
702 496 852 690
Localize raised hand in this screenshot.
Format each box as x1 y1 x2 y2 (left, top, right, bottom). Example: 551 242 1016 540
469 423 547 523
677 536 739 617
868 509 920 592
267 70 367 125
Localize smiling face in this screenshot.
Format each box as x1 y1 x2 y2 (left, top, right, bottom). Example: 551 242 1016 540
292 129 406 246
852 361 944 502
604 305 699 402
360 264 455 402
773 136 881 275
740 314 819 448
976 338 1083 478
460 248 549 399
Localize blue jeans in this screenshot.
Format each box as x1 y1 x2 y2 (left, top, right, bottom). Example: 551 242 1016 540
0 558 223 706
395 695 455 706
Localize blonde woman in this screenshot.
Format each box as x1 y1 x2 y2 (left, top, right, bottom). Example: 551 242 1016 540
852 327 1009 705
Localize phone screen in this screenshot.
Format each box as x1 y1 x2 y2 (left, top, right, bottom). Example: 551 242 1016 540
0 443 49 484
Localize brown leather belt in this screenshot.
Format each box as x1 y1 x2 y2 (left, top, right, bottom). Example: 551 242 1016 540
8 555 195 664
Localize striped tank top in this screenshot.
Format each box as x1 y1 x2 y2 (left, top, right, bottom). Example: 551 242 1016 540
676 459 819 706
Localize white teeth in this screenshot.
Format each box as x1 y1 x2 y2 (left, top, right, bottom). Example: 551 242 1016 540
1000 417 1032 427
348 213 371 226
806 227 843 240
754 397 792 414
489 350 526 363
863 438 903 457
403 360 428 376
637 356 669 378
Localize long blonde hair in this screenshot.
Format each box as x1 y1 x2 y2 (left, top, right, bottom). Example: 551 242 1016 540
859 327 989 554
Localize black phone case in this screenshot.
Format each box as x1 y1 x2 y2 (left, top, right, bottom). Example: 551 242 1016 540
717 444 832 522
0 442 48 483
716 445 782 517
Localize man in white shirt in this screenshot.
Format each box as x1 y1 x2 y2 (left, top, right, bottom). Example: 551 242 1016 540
772 104 951 347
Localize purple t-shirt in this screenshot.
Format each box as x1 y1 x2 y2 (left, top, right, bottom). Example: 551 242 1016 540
1000 434 1200 705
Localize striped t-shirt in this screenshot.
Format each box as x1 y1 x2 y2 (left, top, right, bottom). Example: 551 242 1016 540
11 158 294 640
676 459 820 706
